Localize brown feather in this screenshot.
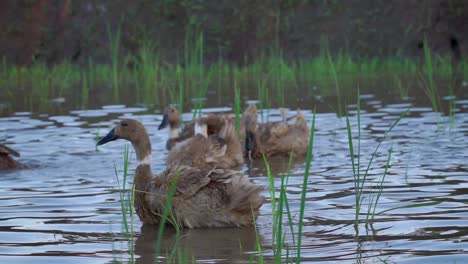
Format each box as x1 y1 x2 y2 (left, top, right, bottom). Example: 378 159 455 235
99 119 264 228
0 144 26 170
243 105 310 158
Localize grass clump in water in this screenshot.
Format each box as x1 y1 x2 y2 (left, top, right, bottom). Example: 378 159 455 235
345 92 407 231
260 110 316 263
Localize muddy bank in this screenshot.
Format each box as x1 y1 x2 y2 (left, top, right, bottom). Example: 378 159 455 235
0 0 466 65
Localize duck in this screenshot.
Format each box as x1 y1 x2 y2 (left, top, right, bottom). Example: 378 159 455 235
166 115 244 169
158 104 258 151
0 144 26 170
158 106 235 150
158 105 193 150
244 104 310 159
97 118 264 228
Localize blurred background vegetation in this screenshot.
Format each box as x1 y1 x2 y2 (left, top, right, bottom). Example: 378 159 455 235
0 0 466 65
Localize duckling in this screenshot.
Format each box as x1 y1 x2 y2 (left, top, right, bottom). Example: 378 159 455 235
0 144 26 170
244 105 310 158
97 119 264 227
167 115 244 169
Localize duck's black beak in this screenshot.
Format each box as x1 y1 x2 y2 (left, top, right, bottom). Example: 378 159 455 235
245 129 255 160
158 114 169 130
97 128 118 146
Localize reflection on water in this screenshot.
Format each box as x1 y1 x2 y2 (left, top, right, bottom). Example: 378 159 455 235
1 94 468 263
134 225 260 263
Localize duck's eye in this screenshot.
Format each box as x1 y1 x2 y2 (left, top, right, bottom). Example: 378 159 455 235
121 122 128 127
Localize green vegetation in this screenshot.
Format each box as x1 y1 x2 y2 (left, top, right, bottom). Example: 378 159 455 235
1 47 465 115
345 93 407 231
107 21 122 103
113 145 135 263
422 35 439 112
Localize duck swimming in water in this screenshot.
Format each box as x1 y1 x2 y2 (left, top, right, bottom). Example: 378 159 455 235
97 119 264 228
158 106 236 150
166 115 244 169
244 105 310 159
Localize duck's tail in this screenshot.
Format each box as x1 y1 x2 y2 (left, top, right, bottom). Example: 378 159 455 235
294 110 308 130
218 117 237 141
243 103 258 118
227 171 265 215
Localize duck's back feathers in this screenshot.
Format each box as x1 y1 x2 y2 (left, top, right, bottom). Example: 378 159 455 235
145 165 264 228
167 115 243 169
249 109 310 158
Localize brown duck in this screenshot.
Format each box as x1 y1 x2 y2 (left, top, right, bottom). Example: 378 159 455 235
158 106 235 150
0 144 26 170
158 105 245 151
158 106 191 150
244 104 310 159
166 115 244 169
97 119 264 228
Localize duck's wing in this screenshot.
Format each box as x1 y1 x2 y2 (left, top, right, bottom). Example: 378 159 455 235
206 136 227 160
159 165 250 199
269 122 289 138
171 166 264 210
0 144 20 157
157 165 212 199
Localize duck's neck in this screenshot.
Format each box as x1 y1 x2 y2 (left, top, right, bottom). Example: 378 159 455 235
169 127 181 139
169 120 181 139
132 136 153 192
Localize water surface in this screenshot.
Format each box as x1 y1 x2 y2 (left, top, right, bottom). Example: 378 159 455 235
1 93 468 263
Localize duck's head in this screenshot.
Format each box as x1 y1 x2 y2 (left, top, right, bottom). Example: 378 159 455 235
97 119 147 146
158 105 180 130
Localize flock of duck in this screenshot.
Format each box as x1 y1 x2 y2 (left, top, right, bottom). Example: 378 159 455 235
0 104 310 228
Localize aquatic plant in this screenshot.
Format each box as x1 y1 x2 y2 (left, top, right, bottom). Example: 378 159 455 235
422 36 439 113
346 92 407 230
1 51 466 115
113 145 135 262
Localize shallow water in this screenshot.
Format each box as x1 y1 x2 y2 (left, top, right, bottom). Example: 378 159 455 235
1 95 468 263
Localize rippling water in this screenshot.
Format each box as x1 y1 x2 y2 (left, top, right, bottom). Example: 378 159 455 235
1 97 468 263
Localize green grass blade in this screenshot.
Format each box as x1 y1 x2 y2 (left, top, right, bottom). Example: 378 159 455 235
296 110 316 264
